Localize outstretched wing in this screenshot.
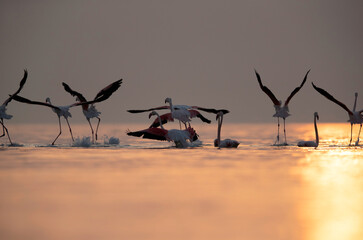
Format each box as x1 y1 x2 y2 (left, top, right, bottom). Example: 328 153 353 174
188 110 212 123
127 128 168 141
93 79 122 102
192 107 229 115
62 82 87 102
149 113 174 128
11 95 60 111
284 69 310 106
254 70 280 106
312 82 353 115
4 69 28 106
127 105 170 114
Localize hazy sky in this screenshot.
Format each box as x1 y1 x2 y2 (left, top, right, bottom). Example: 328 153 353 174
1 0 362 124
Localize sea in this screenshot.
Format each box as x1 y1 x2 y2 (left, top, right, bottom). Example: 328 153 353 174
0 122 362 240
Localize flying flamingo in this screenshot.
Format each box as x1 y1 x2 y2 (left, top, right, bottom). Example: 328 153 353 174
297 112 319 148
128 97 229 128
255 69 310 145
127 111 198 148
312 83 362 146
62 79 122 143
0 70 28 145
214 111 239 148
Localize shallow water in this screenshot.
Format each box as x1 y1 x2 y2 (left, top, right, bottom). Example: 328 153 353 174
0 123 362 240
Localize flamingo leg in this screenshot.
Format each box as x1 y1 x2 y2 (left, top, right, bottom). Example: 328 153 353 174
179 121 182 130
0 119 5 138
275 117 280 145
349 123 353 146
95 117 101 141
87 118 94 143
356 124 362 146
0 118 13 145
65 117 74 142
52 116 62 145
283 118 287 144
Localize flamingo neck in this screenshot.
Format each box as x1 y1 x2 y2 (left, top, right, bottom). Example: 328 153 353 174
353 93 358 112
314 115 319 146
217 114 223 147
168 99 174 113
155 113 165 130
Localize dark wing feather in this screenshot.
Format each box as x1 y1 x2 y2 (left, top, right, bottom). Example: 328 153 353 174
127 128 168 141
312 82 353 115
93 79 122 102
193 107 229 115
255 70 280 106
127 106 170 114
4 69 28 106
11 95 60 111
284 69 310 106
62 82 87 102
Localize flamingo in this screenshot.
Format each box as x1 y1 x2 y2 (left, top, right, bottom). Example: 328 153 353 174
312 83 362 146
148 109 211 128
12 95 75 145
214 111 239 148
255 69 310 145
127 98 229 128
297 112 319 148
1 70 28 145
127 111 198 148
62 79 122 143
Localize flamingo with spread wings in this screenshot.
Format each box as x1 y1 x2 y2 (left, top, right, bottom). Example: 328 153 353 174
312 83 362 146
1 70 28 145
255 69 310 145
127 111 198 148
62 79 122 143
128 97 228 129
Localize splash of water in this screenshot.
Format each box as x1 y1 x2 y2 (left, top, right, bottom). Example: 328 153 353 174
72 137 92 147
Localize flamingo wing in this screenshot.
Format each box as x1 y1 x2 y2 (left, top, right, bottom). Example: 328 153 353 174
192 107 229 115
254 70 280 106
62 82 87 102
312 82 353 115
127 127 169 141
93 79 122 102
127 105 170 113
188 110 211 123
4 69 28 106
284 69 310 106
149 113 174 128
11 95 61 111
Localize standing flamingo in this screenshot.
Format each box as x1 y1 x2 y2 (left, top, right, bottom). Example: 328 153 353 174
255 69 310 145
62 79 122 143
127 111 197 148
1 70 28 145
297 112 319 148
214 111 239 148
312 83 362 145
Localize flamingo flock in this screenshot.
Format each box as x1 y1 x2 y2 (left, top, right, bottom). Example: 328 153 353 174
2 69 362 148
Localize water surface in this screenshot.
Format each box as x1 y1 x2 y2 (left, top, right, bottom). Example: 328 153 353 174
0 123 362 240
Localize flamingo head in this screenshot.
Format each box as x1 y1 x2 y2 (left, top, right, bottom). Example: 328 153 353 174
214 139 219 147
148 110 158 119
164 97 171 104
314 112 319 120
216 111 224 120
45 97 51 104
